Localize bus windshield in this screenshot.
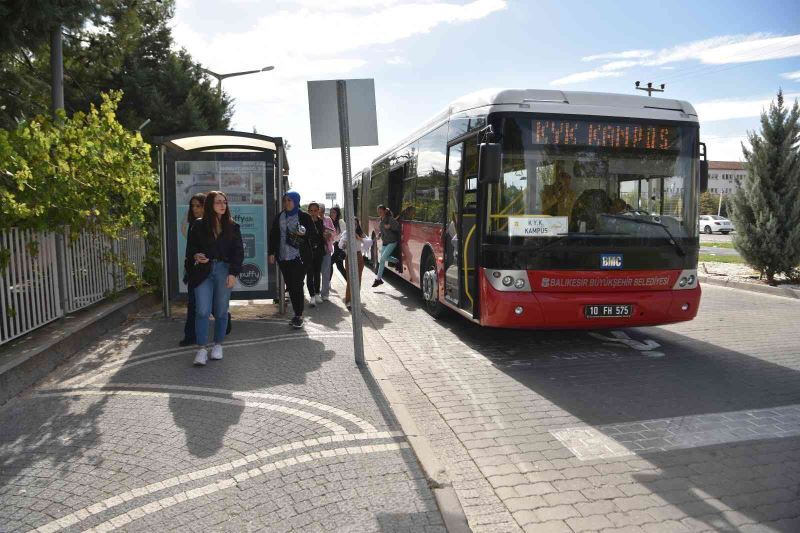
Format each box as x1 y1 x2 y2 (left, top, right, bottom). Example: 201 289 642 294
486 115 699 243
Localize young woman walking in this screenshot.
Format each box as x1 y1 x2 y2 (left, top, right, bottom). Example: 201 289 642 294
186 191 244 366
180 193 205 346
305 202 326 306
372 204 400 287
329 206 347 279
319 203 336 302
181 194 234 346
268 191 313 328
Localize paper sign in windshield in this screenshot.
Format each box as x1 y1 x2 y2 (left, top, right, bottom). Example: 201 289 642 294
508 216 568 237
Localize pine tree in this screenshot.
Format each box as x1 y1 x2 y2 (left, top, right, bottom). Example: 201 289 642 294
729 90 800 284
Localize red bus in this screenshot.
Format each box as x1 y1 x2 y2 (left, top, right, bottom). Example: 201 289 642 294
353 89 703 329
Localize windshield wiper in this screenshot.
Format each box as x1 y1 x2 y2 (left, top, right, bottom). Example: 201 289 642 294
601 214 686 257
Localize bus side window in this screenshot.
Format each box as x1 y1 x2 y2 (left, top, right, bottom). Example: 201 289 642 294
416 124 448 223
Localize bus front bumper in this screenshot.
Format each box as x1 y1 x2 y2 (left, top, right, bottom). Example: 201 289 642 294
479 283 701 329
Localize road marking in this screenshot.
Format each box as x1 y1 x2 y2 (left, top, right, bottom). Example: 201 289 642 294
66 332 353 387
549 427 635 461
30 441 409 533
551 403 800 461
30 433 406 533
48 383 378 434
35 389 351 435
589 330 665 357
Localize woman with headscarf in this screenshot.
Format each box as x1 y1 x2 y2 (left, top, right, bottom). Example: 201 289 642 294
186 191 244 366
269 191 314 328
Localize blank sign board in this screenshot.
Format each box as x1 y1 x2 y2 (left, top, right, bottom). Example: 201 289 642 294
308 79 379 149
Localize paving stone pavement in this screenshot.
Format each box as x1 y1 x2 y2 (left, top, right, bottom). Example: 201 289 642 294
356 269 800 533
0 288 445 533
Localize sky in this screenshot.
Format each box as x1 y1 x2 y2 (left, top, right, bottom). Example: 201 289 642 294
171 0 800 203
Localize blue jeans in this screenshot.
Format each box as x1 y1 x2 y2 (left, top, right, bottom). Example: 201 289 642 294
194 261 232 346
377 242 397 280
183 287 196 342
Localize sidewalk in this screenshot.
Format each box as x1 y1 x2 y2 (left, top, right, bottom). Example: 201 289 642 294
0 287 445 532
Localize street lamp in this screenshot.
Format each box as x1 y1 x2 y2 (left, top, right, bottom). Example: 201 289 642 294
201 66 275 96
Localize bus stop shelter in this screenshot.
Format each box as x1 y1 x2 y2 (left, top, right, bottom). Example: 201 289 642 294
154 131 289 317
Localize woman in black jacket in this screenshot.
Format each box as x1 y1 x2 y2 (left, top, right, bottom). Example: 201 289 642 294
186 190 244 366
268 191 314 328
181 194 234 347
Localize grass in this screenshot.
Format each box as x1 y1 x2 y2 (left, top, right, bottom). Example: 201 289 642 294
699 253 746 264
699 241 736 249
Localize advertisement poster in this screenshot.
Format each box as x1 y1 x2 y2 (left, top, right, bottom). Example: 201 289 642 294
175 160 268 294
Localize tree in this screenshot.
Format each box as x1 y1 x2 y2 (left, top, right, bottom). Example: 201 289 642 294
699 192 729 217
0 92 156 236
0 0 98 126
729 90 800 284
0 0 232 138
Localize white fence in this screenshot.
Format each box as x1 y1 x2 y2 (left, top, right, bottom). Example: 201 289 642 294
1 226 146 346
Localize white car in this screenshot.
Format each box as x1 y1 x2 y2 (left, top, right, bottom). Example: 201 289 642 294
698 215 734 235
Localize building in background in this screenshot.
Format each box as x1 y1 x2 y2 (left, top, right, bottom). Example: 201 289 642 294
708 161 746 194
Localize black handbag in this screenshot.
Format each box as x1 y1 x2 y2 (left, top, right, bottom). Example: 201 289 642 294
187 260 212 289
286 231 304 250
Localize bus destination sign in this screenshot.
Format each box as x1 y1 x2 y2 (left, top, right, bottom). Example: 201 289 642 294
533 119 680 151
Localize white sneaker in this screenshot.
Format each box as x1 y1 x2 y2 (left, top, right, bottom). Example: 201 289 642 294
321 295 329 302
210 344 223 360
194 348 208 366
315 295 324 304
310 297 317 307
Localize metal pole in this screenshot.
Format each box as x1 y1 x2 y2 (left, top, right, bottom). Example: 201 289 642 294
276 144 286 315
158 145 170 318
337 80 365 366
717 193 723 216
50 26 64 117
50 26 68 316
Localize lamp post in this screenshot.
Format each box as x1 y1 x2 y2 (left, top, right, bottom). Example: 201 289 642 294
201 66 275 97
635 81 665 97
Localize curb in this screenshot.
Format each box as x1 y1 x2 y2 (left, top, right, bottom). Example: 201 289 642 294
0 289 157 405
699 275 800 300
362 330 472 533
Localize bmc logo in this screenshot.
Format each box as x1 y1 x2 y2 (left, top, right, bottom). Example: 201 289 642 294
600 254 623 269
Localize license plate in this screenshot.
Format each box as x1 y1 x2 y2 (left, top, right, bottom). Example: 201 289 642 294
585 304 633 318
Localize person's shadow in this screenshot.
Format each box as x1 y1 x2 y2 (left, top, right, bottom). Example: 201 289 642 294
103 313 336 459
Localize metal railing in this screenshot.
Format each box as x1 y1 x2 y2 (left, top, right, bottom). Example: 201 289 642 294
1 226 146 346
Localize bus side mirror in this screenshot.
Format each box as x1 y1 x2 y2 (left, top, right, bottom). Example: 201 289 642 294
478 143 502 184
699 160 709 192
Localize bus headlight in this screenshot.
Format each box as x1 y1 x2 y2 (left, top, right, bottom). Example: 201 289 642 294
672 269 698 290
484 270 532 292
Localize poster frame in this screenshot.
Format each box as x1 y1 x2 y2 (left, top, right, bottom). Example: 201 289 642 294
164 150 276 301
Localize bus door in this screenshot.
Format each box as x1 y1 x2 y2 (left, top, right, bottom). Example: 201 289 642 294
387 162 407 272
443 138 479 314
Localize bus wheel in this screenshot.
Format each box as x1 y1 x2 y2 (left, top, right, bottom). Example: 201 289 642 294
422 255 443 318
